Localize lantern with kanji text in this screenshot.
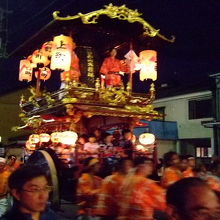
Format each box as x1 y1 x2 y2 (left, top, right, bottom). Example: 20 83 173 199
19 60 33 82
35 67 51 81
29 134 40 144
32 50 50 66
41 41 55 57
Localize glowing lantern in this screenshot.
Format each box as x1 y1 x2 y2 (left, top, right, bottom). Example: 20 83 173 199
50 48 72 71
61 131 78 145
35 67 51 81
32 50 50 66
27 55 37 68
41 41 55 57
19 59 33 82
136 144 146 151
29 134 40 144
50 35 74 71
51 132 62 143
39 133 50 143
139 133 155 145
139 50 157 81
26 141 36 151
53 35 75 50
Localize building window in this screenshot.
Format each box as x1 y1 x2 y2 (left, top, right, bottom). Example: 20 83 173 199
188 99 213 120
154 107 165 121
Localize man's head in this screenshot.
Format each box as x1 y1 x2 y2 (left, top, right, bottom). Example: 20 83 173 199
134 157 153 177
167 177 220 220
122 129 132 141
103 133 113 144
179 155 188 172
8 165 52 215
186 155 196 168
7 155 17 166
0 157 6 171
88 134 97 143
163 151 180 168
116 158 133 174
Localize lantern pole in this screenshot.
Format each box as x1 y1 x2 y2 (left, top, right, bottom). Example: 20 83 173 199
36 70 41 97
128 42 133 93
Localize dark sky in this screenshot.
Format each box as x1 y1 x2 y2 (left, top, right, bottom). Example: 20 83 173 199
1 0 220 95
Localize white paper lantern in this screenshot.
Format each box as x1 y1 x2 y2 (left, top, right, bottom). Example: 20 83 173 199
61 131 78 145
139 133 155 145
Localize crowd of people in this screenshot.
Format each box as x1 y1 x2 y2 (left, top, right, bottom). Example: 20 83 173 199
1 137 220 219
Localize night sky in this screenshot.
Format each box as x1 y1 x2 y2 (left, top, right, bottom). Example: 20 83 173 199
1 0 220 96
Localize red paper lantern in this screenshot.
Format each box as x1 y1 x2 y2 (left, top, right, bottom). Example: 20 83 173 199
35 67 51 81
41 41 55 57
19 59 33 82
139 50 157 81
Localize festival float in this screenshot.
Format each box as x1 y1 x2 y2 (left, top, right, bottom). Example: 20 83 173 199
14 4 174 205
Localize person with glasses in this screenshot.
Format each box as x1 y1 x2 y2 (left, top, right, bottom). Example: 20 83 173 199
166 177 220 220
0 165 58 220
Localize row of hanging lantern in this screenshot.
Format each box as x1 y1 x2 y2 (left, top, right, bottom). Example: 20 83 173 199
27 131 78 149
19 33 157 83
19 35 74 82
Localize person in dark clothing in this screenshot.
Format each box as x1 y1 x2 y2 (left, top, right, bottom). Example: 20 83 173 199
0 165 58 220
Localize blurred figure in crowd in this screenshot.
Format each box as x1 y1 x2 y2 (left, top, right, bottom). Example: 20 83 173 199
77 158 102 220
183 155 195 178
93 128 103 143
112 130 121 147
100 133 114 149
6 155 20 172
96 158 133 219
166 177 220 220
118 157 166 220
1 165 57 220
84 135 100 156
161 152 182 188
206 161 220 192
194 163 209 180
179 156 188 173
0 158 12 217
119 129 135 159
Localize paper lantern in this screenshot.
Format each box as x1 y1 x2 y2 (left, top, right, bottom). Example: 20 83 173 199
41 41 55 57
53 35 75 50
29 134 40 144
50 48 72 71
19 59 33 82
39 133 50 143
51 132 62 143
136 144 146 151
139 50 157 81
139 133 155 145
35 67 51 81
27 55 37 68
26 141 36 151
32 50 50 66
61 131 78 145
